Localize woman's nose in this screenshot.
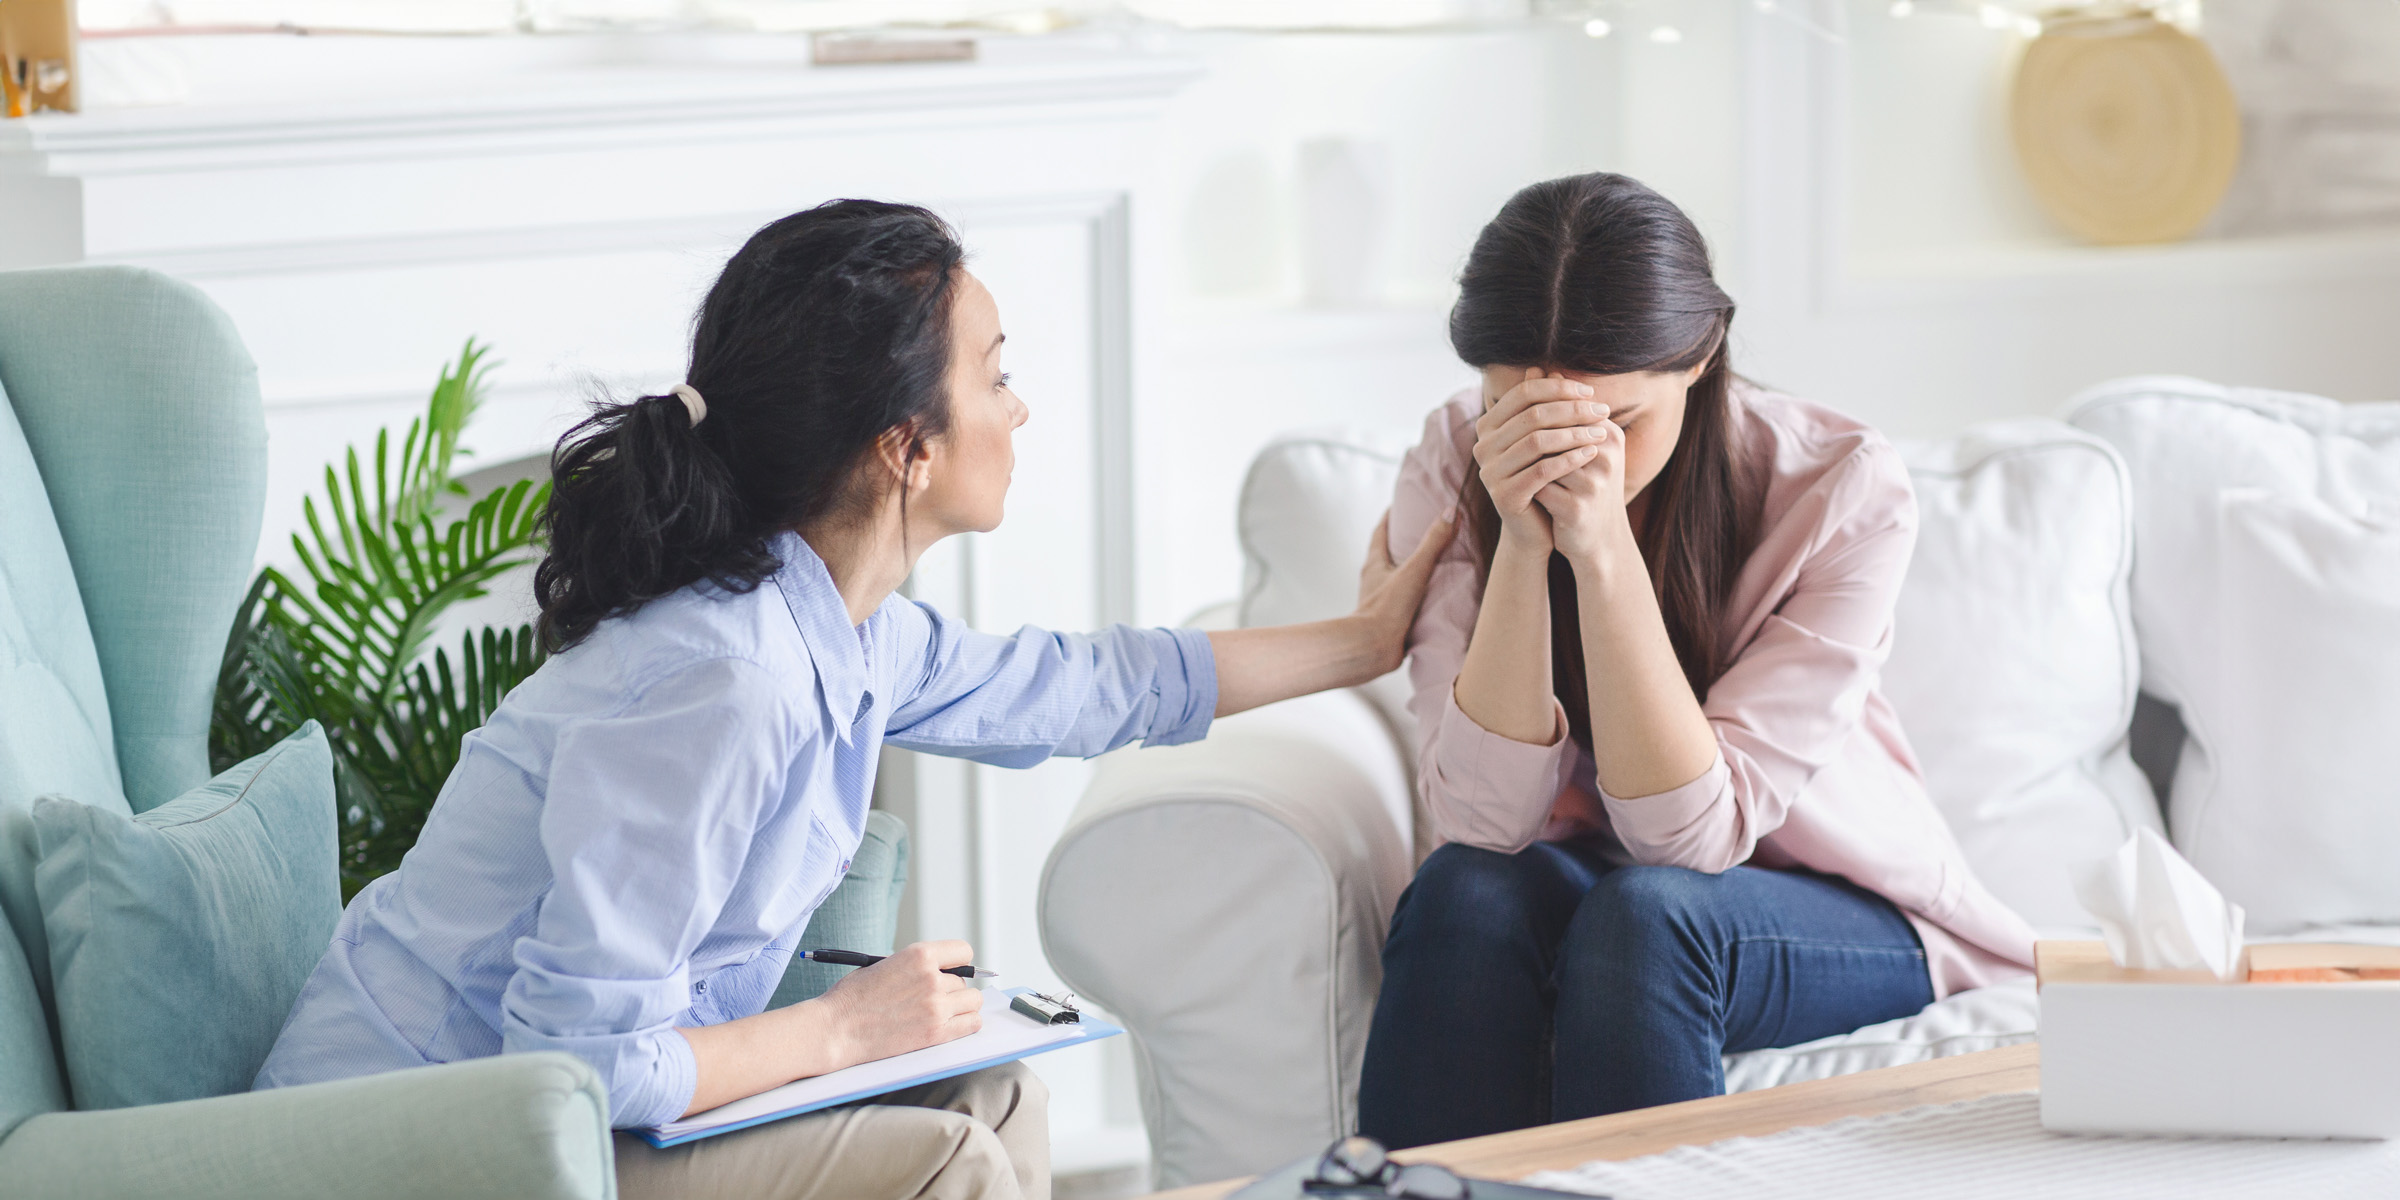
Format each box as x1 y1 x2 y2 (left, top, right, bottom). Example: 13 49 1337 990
1010 393 1030 429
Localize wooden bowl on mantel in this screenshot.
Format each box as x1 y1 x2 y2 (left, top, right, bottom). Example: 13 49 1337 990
2010 13 2241 245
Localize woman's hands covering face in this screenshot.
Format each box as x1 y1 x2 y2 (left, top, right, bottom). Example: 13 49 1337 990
1534 404 1629 567
1475 367 1627 561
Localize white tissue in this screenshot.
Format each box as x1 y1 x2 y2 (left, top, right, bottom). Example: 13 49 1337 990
2073 828 2247 980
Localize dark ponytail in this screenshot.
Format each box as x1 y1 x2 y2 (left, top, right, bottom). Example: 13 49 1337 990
535 199 964 651
1448 173 1760 735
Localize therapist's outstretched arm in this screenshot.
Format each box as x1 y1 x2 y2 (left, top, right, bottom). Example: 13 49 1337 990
1208 511 1452 718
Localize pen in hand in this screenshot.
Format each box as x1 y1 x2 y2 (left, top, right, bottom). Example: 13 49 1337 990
801 948 996 980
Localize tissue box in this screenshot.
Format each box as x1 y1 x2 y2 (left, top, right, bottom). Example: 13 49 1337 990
2037 940 2400 1138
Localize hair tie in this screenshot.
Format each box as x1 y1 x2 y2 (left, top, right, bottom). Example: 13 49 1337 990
669 383 707 428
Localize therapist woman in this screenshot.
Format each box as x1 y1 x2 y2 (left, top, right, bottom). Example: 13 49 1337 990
256 199 1450 1200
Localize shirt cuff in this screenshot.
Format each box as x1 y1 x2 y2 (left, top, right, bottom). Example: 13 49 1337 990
1142 626 1218 748
1597 752 1731 853
1423 688 1574 849
505 1017 698 1130
617 1026 700 1130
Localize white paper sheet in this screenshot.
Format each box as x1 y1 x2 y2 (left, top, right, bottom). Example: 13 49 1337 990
640 988 1105 1146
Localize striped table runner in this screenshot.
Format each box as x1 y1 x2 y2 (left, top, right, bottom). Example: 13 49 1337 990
1525 1093 2400 1199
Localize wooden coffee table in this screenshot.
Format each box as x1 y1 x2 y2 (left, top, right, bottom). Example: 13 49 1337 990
1140 1042 2039 1199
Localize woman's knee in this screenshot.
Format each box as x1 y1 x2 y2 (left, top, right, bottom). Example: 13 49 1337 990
920 1112 1023 1200
956 1060 1047 1124
1392 843 1575 943
1562 866 1730 973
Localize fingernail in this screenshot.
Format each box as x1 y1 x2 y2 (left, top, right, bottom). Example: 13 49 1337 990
1574 383 1594 397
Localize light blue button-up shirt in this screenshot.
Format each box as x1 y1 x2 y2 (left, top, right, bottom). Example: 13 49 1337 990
254 531 1216 1128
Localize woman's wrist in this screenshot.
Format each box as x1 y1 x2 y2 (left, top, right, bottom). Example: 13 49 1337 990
1496 519 1551 560
1337 612 1397 686
1561 510 1643 582
1491 525 1554 577
786 995 856 1076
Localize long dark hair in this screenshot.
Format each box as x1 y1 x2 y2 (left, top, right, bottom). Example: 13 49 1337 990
1448 173 1758 742
534 199 964 651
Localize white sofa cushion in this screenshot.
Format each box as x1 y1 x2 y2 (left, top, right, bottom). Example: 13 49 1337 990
1723 978 2039 1092
2069 378 2400 932
1236 428 1412 630
1883 419 2159 934
1235 430 1424 850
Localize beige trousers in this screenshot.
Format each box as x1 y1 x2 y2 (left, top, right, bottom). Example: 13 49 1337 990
614 1062 1050 1200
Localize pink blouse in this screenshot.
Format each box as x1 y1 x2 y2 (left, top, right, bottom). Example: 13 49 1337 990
1387 383 2036 999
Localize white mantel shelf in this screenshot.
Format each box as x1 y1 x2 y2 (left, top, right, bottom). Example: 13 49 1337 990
0 32 1200 272
0 30 1197 407
2 36 1200 278
0 41 1201 177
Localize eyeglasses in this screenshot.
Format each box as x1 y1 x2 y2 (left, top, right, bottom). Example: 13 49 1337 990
1303 1136 1469 1200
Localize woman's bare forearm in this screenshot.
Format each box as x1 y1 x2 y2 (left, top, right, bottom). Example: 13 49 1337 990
1208 619 1384 717
676 998 852 1118
1569 528 1719 798
1452 534 1563 745
1207 510 1453 718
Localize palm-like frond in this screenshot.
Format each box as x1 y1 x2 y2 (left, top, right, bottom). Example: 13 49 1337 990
210 573 291 769
211 338 551 897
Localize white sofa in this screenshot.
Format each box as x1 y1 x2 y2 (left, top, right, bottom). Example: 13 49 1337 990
1037 377 2400 1189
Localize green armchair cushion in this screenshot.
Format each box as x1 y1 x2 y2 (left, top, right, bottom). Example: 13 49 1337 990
0 375 124 821
0 1051 609 1200
0 897 68 1142
0 265 267 813
0 375 134 1040
32 723 338 1109
770 808 911 1008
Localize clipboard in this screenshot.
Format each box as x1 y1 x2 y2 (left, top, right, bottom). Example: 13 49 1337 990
635 987 1121 1148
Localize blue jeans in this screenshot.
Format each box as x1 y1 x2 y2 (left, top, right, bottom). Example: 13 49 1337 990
1356 841 1936 1148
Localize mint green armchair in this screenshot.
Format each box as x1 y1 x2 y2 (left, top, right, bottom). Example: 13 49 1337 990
0 266 907 1199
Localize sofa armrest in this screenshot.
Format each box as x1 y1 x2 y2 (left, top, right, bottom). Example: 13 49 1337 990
0 1052 612 1200
1038 689 1411 1189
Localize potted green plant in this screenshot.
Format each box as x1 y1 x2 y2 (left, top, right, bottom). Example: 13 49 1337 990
212 340 550 897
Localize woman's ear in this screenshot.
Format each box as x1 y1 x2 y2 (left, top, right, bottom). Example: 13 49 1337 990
873 423 935 494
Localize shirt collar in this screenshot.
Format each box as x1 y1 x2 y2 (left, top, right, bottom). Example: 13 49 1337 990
771 531 872 733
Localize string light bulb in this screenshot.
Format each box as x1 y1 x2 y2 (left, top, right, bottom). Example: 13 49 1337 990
1649 24 1683 43
1583 16 1612 37
1889 0 1913 15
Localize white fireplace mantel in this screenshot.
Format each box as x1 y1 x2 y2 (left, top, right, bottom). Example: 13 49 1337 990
2 56 1198 178
0 30 1195 490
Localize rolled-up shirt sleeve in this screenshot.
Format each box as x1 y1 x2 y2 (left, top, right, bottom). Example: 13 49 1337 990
882 599 1216 766
1600 443 1918 872
1389 397 1575 852
505 657 795 1129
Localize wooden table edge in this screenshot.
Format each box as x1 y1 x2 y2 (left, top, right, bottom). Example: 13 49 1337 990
1139 1041 2040 1200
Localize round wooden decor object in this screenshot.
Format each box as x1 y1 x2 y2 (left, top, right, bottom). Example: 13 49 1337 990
2010 14 2241 245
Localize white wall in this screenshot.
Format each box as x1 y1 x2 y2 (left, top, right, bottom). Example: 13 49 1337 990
1731 0 2400 446
1124 3 2400 628
1128 26 1618 626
